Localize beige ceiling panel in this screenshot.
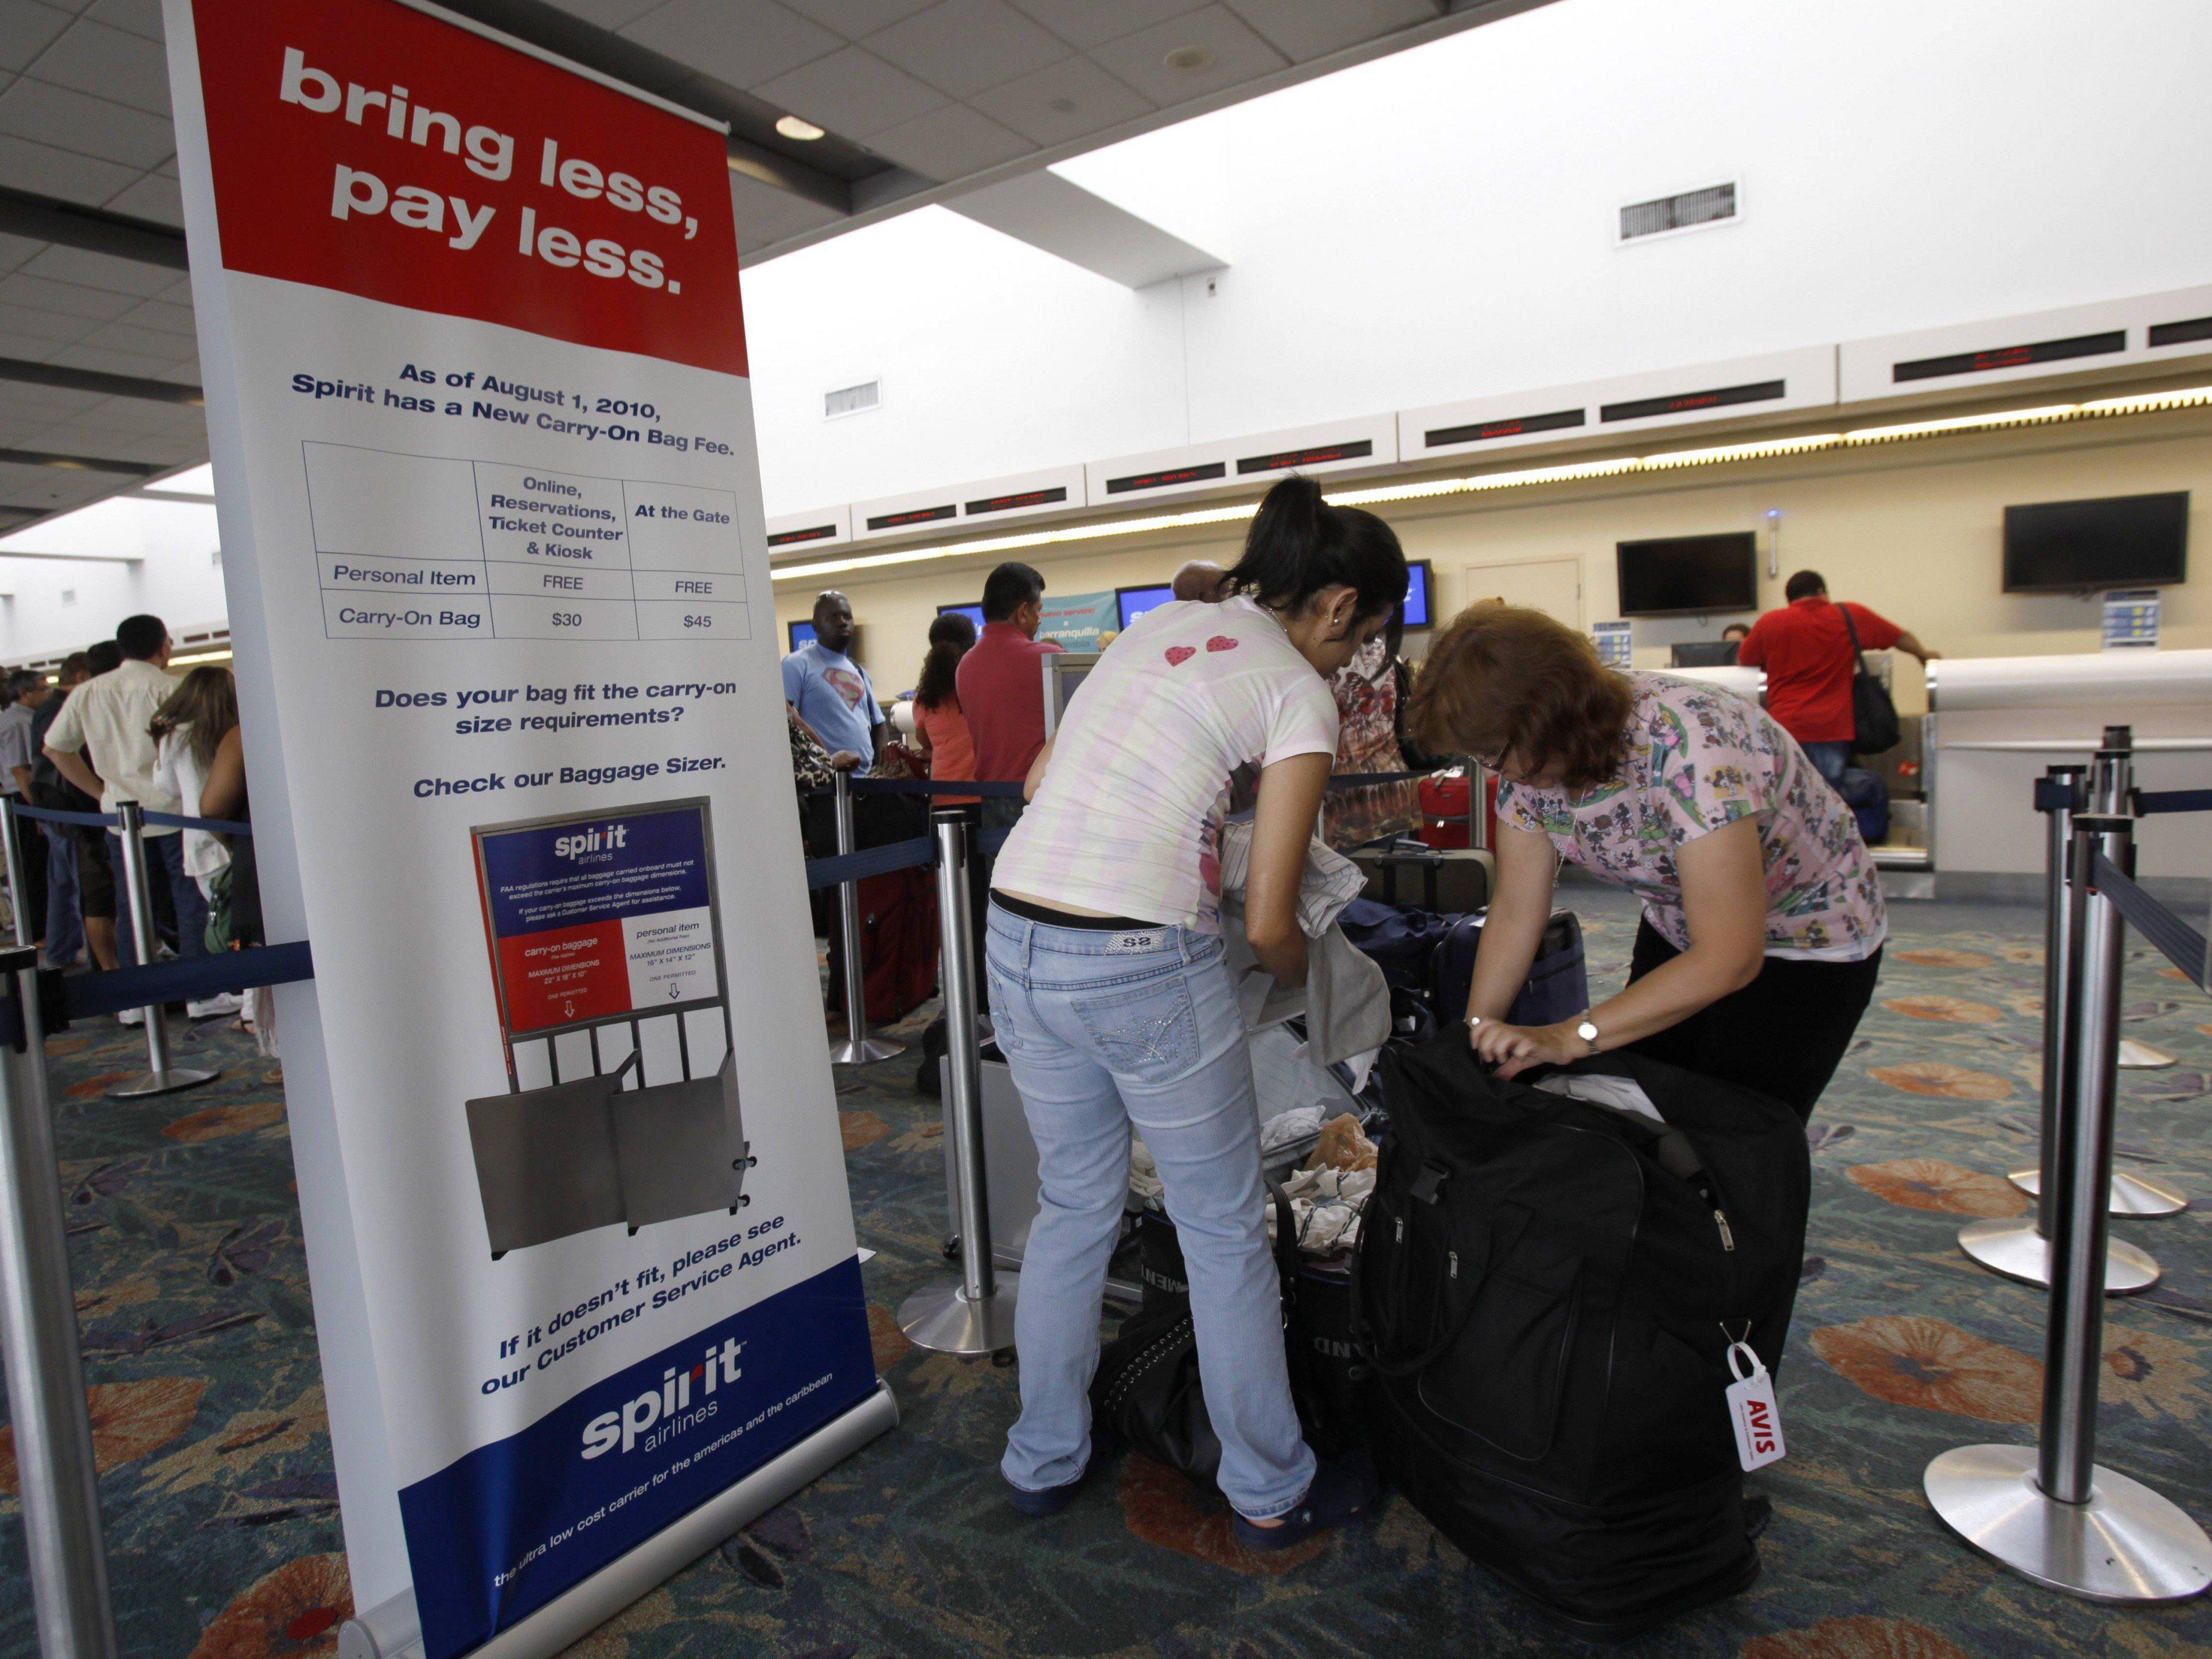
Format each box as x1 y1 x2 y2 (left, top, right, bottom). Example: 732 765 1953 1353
755 42 946 137
1009 0 1206 51
542 0 668 28
969 53 1152 146
47 342 188 380
864 0 1068 99
783 0 938 37
21 245 178 298
1225 0 1440 62
0 302 95 345
0 133 142 206
863 101 1032 181
0 77 175 169
0 2 73 71
80 320 195 360
103 170 184 226
623 0 844 89
87 0 163 39
1090 4 1287 106
0 272 141 322
115 297 195 336
727 166 848 244
36 17 174 116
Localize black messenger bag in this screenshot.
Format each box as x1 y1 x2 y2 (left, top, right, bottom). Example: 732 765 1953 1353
1840 602 1902 756
1353 1038 1809 1638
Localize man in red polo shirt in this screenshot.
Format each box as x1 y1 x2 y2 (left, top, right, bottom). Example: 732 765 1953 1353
1738 569 1938 784
958 561 1062 790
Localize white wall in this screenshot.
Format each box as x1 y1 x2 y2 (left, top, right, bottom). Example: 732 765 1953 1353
739 0 2212 515
0 496 228 662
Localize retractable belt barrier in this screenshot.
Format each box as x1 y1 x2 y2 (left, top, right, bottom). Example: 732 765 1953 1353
2134 786 2212 817
10 801 255 837
2090 852 2211 995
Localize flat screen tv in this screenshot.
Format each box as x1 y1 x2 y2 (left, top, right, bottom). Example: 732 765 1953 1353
786 619 817 650
2003 491 2188 592
1617 532 1759 617
1398 560 1433 630
936 602 986 628
1116 584 1177 629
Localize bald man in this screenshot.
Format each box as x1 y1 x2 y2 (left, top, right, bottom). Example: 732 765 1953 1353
1171 560 1230 603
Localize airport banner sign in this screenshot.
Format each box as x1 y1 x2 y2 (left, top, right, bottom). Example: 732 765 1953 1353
164 1 880 1651
1037 588 1118 649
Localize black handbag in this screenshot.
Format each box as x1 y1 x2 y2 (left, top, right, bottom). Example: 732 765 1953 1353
1090 1182 1321 1484
1838 602 1900 756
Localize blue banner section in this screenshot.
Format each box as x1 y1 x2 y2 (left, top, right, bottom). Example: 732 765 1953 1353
399 1255 875 1659
477 805 712 939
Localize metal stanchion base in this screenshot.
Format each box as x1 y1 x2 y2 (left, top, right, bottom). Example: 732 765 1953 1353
898 1271 1019 1356
1925 1444 2212 1603
2117 1040 2177 1070
2007 1167 2188 1217
106 1066 219 1099
829 1034 905 1065
1957 1217 2160 1292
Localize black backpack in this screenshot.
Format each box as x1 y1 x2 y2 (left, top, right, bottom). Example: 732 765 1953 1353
1353 1039 1808 1637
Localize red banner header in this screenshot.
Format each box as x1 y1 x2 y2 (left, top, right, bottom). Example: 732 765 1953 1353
190 0 749 377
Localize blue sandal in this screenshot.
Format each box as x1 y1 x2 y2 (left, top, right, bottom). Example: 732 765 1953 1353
1007 1472 1084 1518
1230 1454 1380 1553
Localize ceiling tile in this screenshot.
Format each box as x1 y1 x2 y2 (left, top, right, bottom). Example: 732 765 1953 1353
0 78 175 169
114 296 194 335
754 44 945 138
84 0 164 44
35 17 172 116
782 0 936 37
0 301 95 345
80 320 194 360
969 52 1152 146
622 0 843 91
0 233 42 276
0 272 138 322
864 0 1067 99
539 0 667 27
726 167 848 244
21 244 178 298
0 384 102 419
1089 4 1287 106
48 342 185 380
0 3 73 72
23 423 176 463
862 99 1032 180
104 169 183 226
1225 0 1437 62
1009 0 1205 50
0 133 142 206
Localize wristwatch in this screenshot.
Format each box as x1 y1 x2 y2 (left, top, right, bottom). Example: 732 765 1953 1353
1575 1016 1600 1055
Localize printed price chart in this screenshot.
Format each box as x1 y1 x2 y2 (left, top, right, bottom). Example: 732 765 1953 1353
305 441 751 642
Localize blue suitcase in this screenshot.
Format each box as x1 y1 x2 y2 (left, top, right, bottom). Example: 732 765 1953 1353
1430 909 1587 1029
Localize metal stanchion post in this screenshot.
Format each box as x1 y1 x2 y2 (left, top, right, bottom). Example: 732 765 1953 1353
827 770 903 1066
1926 812 2212 1602
0 946 120 1658
105 802 216 1099
1963 766 2164 1287
0 798 31 948
2004 731 2184 1215
899 809 1017 1354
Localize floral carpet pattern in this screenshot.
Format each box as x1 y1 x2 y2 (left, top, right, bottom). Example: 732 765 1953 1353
3 889 2210 1658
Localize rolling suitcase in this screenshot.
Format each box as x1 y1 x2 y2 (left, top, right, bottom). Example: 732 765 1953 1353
849 867 938 1025
1354 1039 1808 1635
1430 909 1587 1029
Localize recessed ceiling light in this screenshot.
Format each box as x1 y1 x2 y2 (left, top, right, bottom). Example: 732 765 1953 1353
776 115 825 141
1164 45 1214 73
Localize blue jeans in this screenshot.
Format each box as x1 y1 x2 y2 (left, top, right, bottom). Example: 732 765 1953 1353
40 824 81 967
109 830 208 965
985 903 1315 1519
1802 741 1851 786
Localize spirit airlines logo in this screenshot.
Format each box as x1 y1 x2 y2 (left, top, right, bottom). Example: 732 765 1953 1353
582 1338 742 1458
554 823 628 861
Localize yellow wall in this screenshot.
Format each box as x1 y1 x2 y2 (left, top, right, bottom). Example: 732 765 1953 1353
774 409 2212 718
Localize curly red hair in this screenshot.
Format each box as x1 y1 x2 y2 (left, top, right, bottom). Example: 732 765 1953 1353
1406 603 1634 792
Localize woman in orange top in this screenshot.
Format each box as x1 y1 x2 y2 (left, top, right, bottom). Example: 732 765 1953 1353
912 612 977 805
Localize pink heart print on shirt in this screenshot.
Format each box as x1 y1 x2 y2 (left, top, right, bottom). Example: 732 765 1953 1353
1164 646 1196 666
1206 637 1239 653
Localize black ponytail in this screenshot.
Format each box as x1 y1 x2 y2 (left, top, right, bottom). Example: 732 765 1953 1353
1226 475 1407 621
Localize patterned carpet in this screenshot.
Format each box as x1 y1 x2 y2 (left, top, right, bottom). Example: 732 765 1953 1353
3 886 2210 1659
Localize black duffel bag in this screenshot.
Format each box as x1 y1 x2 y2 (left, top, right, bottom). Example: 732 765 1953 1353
1353 1038 1807 1638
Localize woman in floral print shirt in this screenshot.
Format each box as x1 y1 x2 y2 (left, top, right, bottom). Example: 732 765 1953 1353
1407 603 1885 1118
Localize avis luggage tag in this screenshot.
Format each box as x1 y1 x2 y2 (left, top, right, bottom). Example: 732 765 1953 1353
1724 1340 1786 1471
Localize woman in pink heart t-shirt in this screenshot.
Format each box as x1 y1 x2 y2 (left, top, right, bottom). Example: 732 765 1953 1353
985 478 1407 1551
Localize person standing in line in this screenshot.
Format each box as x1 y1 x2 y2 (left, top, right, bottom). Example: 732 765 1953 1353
957 562 1062 793
1408 603 1886 1121
985 478 1406 1547
911 612 978 807
0 669 50 950
782 591 884 768
60 645 120 971
1171 559 1232 603
1720 621 1751 660
1736 570 1938 785
151 667 240 908
42 617 238 1018
30 653 90 970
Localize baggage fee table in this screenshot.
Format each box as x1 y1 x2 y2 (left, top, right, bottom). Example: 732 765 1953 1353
305 441 751 642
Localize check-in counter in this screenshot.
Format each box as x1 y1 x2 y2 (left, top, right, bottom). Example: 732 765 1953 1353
1928 650 2212 893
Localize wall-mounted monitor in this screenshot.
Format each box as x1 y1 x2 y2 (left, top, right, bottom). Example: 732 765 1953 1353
936 602 987 629
2003 491 2188 592
787 619 817 651
1116 584 1177 629
1398 560 1433 630
1617 532 1759 617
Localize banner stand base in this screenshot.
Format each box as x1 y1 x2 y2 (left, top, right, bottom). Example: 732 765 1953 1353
338 1382 899 1659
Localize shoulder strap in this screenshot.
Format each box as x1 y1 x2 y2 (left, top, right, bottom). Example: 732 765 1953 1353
1837 601 1869 677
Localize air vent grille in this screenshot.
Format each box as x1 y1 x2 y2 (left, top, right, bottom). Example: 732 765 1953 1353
1619 183 1736 242
824 380 880 420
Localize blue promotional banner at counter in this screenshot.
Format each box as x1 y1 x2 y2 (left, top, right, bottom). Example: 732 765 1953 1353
166 0 886 1650
1037 588 1118 649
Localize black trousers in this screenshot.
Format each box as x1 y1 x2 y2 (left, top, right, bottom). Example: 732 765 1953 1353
1623 918 1882 1121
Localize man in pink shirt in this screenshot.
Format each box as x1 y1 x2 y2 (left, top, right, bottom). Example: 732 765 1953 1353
957 562 1063 789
